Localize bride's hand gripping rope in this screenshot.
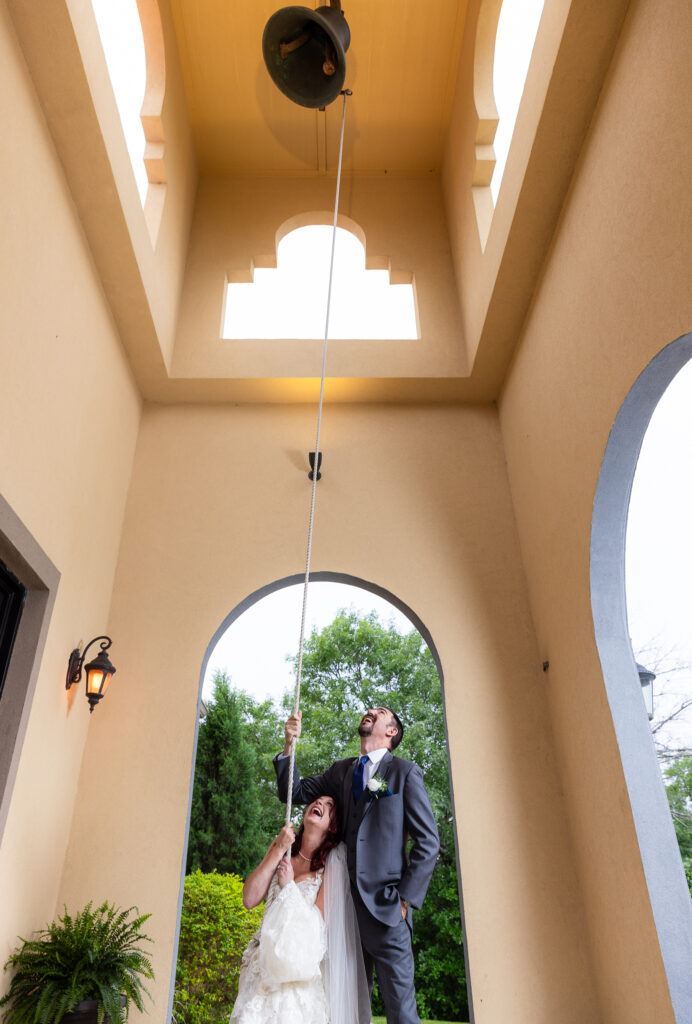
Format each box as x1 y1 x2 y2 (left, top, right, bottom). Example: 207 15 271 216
270 823 296 862
276 855 295 888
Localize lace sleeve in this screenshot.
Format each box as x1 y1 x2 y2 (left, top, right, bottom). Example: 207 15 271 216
258 880 326 985
263 873 281 912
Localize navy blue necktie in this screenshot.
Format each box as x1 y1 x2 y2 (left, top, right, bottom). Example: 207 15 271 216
352 755 369 802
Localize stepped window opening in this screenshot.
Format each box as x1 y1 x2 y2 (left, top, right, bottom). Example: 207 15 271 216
223 225 418 341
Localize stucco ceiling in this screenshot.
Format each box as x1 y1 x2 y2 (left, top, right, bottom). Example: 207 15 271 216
169 0 468 176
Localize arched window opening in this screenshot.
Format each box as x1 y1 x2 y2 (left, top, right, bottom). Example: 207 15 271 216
170 575 471 1024
92 0 149 205
472 0 544 249
223 225 418 340
626 359 692 886
490 0 545 202
591 334 692 1019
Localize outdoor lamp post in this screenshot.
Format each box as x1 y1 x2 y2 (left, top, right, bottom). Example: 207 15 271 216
66 636 117 713
637 662 655 721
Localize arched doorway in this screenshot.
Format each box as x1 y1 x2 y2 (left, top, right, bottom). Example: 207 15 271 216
167 571 473 1023
590 332 692 1020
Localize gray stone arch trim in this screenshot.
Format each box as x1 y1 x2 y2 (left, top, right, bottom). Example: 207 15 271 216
591 332 692 1021
167 571 475 1024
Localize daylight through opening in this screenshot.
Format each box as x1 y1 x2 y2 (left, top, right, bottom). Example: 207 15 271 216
626 358 692 892
490 0 545 202
92 0 148 205
591 333 692 1018
223 226 418 340
171 576 471 1024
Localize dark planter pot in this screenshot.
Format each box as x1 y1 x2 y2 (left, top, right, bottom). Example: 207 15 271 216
61 995 126 1024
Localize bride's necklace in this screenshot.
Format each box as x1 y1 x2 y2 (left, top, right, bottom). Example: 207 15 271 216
297 850 312 862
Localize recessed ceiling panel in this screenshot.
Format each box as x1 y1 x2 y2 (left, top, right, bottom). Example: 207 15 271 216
169 0 468 175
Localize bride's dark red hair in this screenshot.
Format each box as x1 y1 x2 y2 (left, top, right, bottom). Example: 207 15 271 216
291 797 341 872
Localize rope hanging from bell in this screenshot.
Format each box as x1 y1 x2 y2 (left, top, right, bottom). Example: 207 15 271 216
262 0 351 827
284 89 350 826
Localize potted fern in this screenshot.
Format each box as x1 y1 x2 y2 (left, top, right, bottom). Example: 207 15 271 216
0 902 154 1024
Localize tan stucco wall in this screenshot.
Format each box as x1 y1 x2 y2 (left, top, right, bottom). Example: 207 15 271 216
60 403 599 1022
498 2 692 1021
1 0 688 1020
0 0 141 975
5 0 198 394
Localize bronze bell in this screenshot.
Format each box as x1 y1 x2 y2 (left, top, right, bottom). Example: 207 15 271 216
262 1 351 109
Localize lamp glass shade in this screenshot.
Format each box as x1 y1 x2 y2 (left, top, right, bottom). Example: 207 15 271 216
84 649 116 706
637 663 655 721
641 678 654 720
86 668 111 697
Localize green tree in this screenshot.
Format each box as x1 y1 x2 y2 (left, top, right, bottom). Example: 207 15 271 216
286 610 468 1021
233 688 286 841
186 673 268 877
664 756 692 893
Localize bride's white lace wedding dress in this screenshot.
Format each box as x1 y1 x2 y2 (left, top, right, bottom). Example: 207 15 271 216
230 843 370 1024
231 870 329 1024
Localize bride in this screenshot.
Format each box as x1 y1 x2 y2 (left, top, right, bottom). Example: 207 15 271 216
231 795 370 1024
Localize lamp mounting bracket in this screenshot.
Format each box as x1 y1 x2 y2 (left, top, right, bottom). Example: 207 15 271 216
66 635 113 690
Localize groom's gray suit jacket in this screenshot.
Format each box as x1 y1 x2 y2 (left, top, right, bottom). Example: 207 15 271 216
275 750 440 927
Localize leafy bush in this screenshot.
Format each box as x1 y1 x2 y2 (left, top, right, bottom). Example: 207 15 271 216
412 860 466 1022
173 871 263 1024
0 902 153 1024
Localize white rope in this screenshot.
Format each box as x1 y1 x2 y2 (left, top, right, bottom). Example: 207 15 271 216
285 90 350 826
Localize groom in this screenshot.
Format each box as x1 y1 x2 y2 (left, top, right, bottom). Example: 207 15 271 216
274 707 440 1024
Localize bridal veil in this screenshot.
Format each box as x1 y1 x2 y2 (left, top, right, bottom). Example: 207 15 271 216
323 842 371 1024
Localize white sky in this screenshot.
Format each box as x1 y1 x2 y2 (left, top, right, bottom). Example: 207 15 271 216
202 581 415 707
491 0 545 202
626 360 692 750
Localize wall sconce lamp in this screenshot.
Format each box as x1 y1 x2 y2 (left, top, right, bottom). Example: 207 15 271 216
66 636 116 713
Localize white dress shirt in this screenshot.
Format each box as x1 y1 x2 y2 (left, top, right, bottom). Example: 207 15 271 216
359 748 389 786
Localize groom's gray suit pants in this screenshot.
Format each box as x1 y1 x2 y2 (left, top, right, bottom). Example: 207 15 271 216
351 887 420 1024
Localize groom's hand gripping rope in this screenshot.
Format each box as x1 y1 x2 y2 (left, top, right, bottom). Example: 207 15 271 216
282 710 302 757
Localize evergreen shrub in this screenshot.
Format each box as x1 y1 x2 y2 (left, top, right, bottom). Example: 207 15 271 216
173 871 262 1024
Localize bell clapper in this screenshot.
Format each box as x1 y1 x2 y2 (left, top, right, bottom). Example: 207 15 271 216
280 31 310 59
323 40 336 76
263 2 351 108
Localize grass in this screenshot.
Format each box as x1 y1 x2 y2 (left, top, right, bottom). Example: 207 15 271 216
371 1019 467 1024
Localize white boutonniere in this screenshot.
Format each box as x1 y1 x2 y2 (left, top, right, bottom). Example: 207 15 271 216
366 771 392 800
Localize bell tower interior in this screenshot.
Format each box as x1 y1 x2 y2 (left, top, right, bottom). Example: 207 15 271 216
1 1 692 1021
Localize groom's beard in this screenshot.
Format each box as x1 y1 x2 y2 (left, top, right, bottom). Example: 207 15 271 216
358 721 374 737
